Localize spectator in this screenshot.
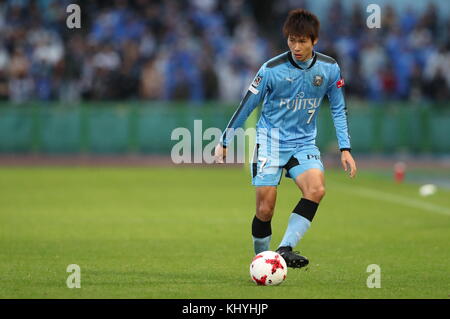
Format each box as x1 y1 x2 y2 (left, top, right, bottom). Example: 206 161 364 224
0 0 447 104
140 55 164 100
8 46 33 103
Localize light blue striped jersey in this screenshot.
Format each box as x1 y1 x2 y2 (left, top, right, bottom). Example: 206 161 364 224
220 51 351 150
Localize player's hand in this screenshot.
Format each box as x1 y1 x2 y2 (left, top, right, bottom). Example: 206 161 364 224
214 144 227 163
341 150 357 178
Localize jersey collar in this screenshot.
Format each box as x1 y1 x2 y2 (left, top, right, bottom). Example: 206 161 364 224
288 51 317 70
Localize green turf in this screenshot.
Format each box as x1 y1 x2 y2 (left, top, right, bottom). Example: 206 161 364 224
0 166 449 299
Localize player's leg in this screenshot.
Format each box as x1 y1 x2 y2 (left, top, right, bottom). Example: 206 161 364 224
276 147 325 268
280 168 324 245
250 142 285 255
276 169 324 268
252 186 277 255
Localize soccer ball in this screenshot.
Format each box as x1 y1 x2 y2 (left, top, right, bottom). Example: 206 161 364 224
249 251 287 286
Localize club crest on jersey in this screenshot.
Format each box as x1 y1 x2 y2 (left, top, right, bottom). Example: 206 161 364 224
313 75 323 86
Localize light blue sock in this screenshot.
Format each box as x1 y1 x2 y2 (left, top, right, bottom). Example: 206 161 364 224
278 213 311 249
253 235 272 255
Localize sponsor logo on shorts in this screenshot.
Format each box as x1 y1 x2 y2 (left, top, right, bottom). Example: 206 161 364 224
307 154 320 160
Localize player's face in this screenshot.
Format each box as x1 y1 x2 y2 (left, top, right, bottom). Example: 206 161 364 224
287 35 318 62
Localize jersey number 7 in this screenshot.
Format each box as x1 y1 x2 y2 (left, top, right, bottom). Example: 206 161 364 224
307 109 316 124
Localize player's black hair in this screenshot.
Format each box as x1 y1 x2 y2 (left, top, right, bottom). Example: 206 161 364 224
283 9 320 42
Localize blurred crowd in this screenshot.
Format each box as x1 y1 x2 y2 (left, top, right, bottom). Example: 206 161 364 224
0 0 449 104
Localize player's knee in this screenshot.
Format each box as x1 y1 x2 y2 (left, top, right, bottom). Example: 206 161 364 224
304 185 326 202
317 186 326 200
256 201 275 221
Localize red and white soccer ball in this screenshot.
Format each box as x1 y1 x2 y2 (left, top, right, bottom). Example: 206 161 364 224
249 251 287 286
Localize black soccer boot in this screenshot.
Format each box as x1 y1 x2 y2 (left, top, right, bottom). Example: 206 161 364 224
276 246 309 269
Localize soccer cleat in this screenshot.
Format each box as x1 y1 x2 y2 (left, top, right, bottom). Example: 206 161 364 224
276 246 309 269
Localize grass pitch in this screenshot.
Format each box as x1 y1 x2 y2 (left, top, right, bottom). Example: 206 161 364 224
0 166 449 299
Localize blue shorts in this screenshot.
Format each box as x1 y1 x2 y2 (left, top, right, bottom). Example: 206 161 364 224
251 143 324 186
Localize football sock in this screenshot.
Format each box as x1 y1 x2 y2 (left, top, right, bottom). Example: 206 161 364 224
252 235 272 255
252 215 272 255
278 198 318 249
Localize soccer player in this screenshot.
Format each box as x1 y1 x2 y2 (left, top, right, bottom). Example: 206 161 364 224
214 9 357 268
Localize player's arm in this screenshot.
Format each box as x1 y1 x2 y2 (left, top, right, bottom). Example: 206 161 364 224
326 64 357 178
214 66 270 163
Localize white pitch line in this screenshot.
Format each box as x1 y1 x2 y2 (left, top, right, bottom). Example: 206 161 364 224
331 183 450 217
